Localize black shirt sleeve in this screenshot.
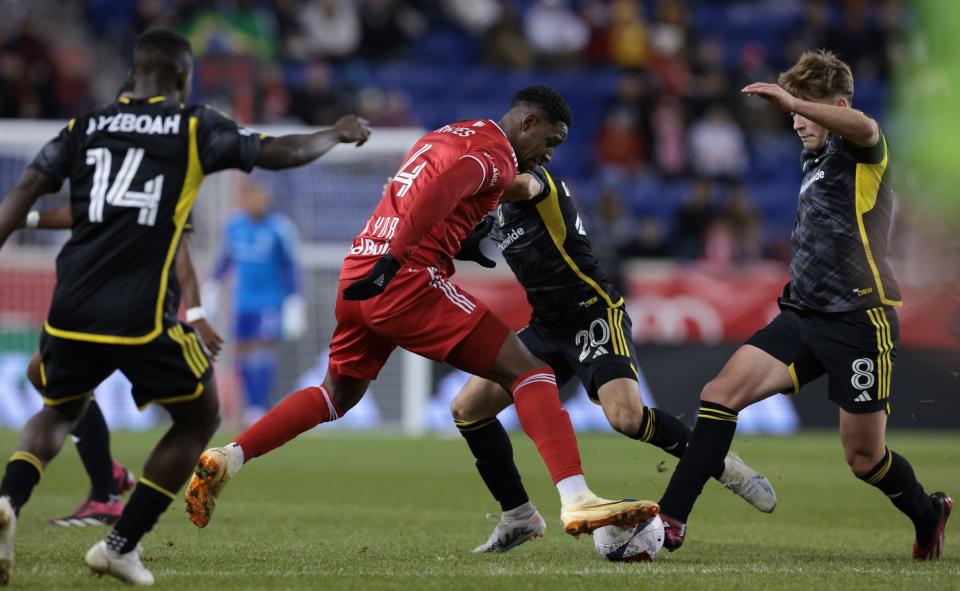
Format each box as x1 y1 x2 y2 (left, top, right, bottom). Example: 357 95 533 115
195 106 267 174
528 166 553 203
29 121 77 190
838 130 886 165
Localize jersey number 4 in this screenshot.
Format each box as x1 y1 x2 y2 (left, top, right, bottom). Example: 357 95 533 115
392 144 431 197
86 147 163 226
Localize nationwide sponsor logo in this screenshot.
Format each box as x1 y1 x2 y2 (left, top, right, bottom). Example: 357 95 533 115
800 169 825 194
498 226 524 250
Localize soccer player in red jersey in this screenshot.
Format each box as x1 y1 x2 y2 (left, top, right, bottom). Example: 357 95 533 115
187 86 659 538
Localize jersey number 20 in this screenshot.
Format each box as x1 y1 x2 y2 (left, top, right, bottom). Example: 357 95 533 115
86 147 163 226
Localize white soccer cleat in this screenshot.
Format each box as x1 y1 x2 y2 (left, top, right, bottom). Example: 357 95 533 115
719 452 777 513
85 540 154 586
0 497 16 586
473 509 547 553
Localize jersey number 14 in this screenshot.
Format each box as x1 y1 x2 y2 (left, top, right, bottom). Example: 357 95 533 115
86 147 163 226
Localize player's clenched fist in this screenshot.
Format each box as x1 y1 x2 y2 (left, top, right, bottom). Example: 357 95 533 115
342 254 400 300
335 115 371 146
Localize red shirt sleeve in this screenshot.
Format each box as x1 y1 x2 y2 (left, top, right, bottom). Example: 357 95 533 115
389 155 488 264
461 145 516 195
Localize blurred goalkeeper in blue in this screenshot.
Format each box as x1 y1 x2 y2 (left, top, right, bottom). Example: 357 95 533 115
210 180 306 425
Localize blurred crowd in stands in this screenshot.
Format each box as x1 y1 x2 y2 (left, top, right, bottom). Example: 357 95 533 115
5 0 948 274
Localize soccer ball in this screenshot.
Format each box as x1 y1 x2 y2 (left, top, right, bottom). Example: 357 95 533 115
593 515 665 562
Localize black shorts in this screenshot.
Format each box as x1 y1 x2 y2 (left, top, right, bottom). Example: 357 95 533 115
521 304 639 403
39 322 213 410
746 306 898 414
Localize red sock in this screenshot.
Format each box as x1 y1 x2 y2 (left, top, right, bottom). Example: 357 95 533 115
511 368 583 484
235 385 342 460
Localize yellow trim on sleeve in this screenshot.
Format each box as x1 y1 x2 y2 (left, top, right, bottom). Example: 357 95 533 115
138 477 176 500
147 96 167 103
44 116 205 345
67 118 76 131
118 97 131 104
535 169 624 309
854 137 901 307
39 362 46 388
139 382 205 410
9 451 43 476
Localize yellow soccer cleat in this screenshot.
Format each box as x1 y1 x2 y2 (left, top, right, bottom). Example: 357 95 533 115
184 447 233 528
561 495 660 538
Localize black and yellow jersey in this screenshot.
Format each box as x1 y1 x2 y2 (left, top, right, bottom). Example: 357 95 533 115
491 166 622 321
780 131 901 312
30 96 265 343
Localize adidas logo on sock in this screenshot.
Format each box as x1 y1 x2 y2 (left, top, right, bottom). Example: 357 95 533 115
854 392 873 402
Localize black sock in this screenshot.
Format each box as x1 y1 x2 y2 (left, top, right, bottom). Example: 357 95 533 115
72 401 116 502
859 448 937 542
658 401 739 522
107 481 173 554
0 453 43 515
456 417 529 512
632 407 726 480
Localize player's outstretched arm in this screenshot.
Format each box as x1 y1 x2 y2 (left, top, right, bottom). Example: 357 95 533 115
255 115 371 170
742 82 879 148
343 156 486 301
0 168 60 248
176 233 224 359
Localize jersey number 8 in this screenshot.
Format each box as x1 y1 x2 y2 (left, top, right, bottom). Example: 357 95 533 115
86 147 164 226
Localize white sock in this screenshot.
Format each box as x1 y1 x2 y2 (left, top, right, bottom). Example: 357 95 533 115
226 442 245 476
503 501 535 520
556 474 590 507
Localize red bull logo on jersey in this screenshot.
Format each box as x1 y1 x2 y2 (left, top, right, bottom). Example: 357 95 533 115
351 215 400 256
86 113 181 136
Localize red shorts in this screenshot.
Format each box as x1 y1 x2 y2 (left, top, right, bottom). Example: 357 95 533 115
329 267 509 381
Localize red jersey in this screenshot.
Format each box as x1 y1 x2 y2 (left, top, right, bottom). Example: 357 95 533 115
341 120 518 280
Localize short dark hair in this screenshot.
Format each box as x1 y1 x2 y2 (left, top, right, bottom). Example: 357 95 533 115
778 49 854 101
511 85 573 127
133 29 192 75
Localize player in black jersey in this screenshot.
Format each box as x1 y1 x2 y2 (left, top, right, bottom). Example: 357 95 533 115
18 204 219 528
657 50 951 560
451 165 776 553
0 29 370 585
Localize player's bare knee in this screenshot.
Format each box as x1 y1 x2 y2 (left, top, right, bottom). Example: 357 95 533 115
608 410 642 437
700 377 742 409
846 450 877 477
450 396 473 422
844 444 885 477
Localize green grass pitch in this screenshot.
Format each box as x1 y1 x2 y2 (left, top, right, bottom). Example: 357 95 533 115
1 429 957 590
